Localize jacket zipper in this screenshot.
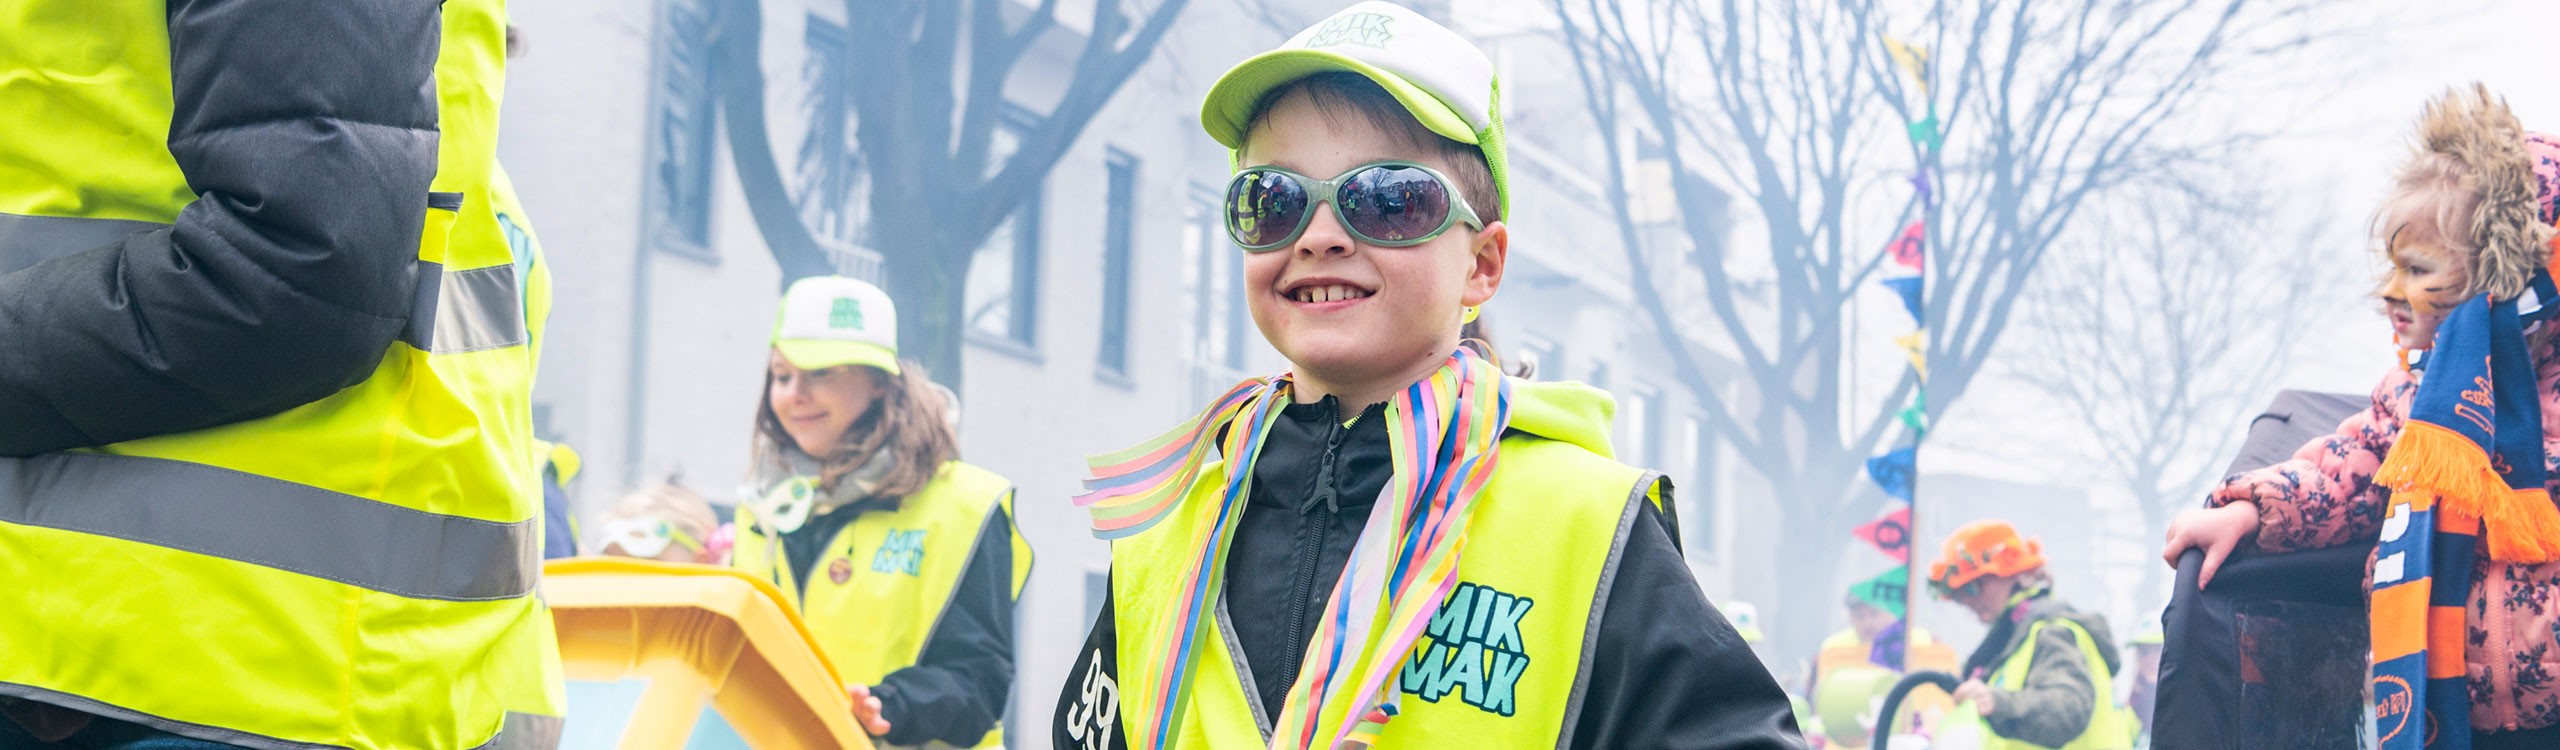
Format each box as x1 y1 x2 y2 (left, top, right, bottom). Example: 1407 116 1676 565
1277 399 1348 692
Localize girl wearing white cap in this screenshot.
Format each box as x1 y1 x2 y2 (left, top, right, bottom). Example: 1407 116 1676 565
734 276 1031 748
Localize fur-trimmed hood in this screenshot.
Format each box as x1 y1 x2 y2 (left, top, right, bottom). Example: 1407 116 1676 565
2408 84 2560 301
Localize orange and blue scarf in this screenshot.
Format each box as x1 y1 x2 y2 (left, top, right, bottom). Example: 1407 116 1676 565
2369 272 2560 749
1075 350 1512 750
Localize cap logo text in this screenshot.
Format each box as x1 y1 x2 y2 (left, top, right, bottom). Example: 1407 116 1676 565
1305 12 1394 50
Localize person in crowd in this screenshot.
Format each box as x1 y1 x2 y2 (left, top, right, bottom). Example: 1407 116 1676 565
1052 4 1800 748
1931 521 2136 749
599 480 722 564
0 1 559 746
2166 84 2560 749
733 276 1030 747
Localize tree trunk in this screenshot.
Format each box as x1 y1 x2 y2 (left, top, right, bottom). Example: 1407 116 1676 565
712 0 833 284
1771 503 1856 681
872 216 969 392
2136 485 2175 620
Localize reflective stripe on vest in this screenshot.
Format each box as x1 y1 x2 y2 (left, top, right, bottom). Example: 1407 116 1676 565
1110 435 1659 749
0 0 559 745
0 452 533 600
732 461 1028 749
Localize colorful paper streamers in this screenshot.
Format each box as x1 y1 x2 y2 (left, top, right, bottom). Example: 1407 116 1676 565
1273 350 1512 749
1075 375 1285 749
1866 446 1916 503
1074 379 1273 540
1076 350 1516 750
1857 507 1914 563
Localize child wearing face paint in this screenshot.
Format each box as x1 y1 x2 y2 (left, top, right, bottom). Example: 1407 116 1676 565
732 276 1032 748
2163 85 2560 748
1051 5 1799 749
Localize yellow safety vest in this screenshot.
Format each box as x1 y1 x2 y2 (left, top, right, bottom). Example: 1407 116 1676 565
733 461 1032 749
1942 619 2140 750
0 2 561 747
1110 435 1663 748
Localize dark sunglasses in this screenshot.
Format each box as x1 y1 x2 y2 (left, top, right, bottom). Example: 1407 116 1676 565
1223 160 1485 252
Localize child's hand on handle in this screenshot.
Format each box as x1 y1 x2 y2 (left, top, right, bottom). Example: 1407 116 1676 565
847 683 892 737
2163 500 2261 589
1950 679 1997 716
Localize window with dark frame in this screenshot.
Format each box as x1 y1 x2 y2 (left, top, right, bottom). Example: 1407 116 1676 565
1184 185 1249 372
1098 150 1138 378
797 16 868 247
648 0 719 261
964 105 1045 350
1624 387 1661 467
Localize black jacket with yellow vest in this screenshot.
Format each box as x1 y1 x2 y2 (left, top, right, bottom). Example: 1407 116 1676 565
1056 381 1804 749
733 449 1031 749
0 1 560 748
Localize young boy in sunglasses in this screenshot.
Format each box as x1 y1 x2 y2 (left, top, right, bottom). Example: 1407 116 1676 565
1053 4 1801 749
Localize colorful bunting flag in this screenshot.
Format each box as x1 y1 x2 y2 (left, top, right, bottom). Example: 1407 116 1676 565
1866 446 1916 502
1895 330 1928 379
1908 115 1942 151
1910 169 1933 206
1881 276 1923 323
1887 220 1925 270
1882 36 1930 93
1856 507 1913 563
1898 392 1929 437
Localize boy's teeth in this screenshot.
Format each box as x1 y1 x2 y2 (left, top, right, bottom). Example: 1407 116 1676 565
1292 285 1373 303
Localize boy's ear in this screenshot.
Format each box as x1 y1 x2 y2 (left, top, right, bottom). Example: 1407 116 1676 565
1462 221 1508 308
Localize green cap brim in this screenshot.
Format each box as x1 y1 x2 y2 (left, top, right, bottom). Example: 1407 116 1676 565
774 339 900 375
1201 49 1481 152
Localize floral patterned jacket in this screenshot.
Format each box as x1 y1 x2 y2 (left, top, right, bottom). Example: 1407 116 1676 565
2210 335 2560 732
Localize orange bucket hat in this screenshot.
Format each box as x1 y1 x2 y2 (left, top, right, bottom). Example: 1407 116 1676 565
1926 520 2045 597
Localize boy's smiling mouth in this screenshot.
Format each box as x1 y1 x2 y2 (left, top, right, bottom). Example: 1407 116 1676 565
1282 276 1377 307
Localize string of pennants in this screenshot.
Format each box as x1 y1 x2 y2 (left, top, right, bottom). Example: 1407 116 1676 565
1853 34 1935 672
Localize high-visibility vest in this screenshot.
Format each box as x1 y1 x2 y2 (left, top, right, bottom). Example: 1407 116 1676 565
733 461 1031 749
0 1 562 747
1941 619 2141 750
1109 435 1663 748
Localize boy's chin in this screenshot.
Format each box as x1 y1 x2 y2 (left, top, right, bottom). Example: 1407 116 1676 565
1280 340 1451 387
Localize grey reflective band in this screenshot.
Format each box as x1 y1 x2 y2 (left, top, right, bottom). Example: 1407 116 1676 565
0 212 167 275
400 261 529 354
0 682 340 750
481 711 566 750
0 452 536 602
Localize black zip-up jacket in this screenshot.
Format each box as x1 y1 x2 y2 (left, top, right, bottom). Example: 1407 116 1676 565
1056 396 1804 749
1 0 444 457
772 497 1017 747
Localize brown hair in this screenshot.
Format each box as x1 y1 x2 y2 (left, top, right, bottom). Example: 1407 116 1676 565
754 361 959 500
1242 71 1502 224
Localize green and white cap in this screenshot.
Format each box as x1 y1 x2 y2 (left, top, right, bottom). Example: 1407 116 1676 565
772 276 900 375
1200 1 1509 219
